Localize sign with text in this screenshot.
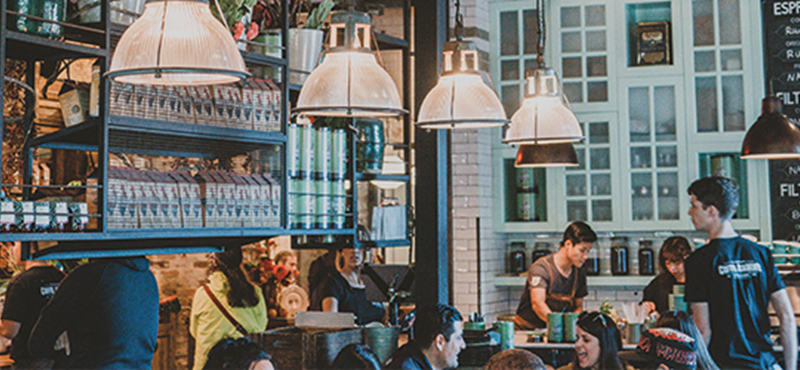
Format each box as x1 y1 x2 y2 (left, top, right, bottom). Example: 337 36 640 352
765 1 800 240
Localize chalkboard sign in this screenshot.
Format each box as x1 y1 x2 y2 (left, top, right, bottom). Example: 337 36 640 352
764 1 800 240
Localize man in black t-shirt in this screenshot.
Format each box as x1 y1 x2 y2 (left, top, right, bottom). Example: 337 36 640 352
0 242 64 369
685 177 797 370
386 303 465 370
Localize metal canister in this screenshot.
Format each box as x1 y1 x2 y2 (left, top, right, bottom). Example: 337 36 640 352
517 191 536 221
315 128 331 229
516 167 535 192
331 129 347 181
331 180 346 229
315 182 331 229
287 124 300 178
297 177 314 229
298 125 314 179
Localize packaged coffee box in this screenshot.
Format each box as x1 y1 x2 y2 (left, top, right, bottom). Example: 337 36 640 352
33 201 51 232
166 87 182 122
265 79 281 131
212 171 235 227
15 201 34 232
155 86 169 121
179 172 204 228
243 175 261 228
213 85 229 127
230 173 250 227
251 174 271 227
241 81 255 130
159 172 181 229
53 201 69 231
252 79 266 132
195 171 220 228
255 79 271 131
0 201 14 232
264 174 281 227
144 85 158 120
68 202 89 231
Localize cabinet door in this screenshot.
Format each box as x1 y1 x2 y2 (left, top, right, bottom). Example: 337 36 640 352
553 0 617 113
564 113 622 230
619 77 688 230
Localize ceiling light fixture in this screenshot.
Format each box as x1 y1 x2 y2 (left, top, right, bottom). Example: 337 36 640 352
515 142 579 168
107 0 249 86
741 93 800 159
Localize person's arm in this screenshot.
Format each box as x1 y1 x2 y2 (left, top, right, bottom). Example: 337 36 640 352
530 287 551 323
691 302 711 345
321 297 339 312
573 298 584 313
0 320 20 340
772 289 797 370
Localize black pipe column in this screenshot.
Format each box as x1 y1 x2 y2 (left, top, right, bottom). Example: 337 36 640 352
413 0 452 306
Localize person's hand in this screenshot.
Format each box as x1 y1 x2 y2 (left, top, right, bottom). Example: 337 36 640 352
642 301 656 314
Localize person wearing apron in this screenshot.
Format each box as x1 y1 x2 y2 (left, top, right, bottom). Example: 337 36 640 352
514 221 597 330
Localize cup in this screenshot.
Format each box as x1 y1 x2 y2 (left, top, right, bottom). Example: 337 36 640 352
563 312 580 342
464 321 485 331
494 321 515 350
627 323 642 345
547 313 563 343
673 285 685 295
772 241 789 264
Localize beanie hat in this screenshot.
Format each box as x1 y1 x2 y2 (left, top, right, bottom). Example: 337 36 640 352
619 328 697 370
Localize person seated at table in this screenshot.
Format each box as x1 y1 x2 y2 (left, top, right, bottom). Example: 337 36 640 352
332 344 383 370
618 328 698 370
386 303 465 370
310 248 385 326
641 237 692 314
484 349 546 370
655 311 719 370
515 221 597 330
203 337 274 370
557 311 631 370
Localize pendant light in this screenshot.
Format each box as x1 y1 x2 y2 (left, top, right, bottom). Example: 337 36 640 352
294 7 406 117
502 0 583 145
741 93 800 159
416 0 508 129
515 143 579 167
107 0 249 86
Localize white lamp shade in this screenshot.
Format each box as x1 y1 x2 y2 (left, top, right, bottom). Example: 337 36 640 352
416 73 508 129
504 95 582 144
295 51 405 117
107 0 248 85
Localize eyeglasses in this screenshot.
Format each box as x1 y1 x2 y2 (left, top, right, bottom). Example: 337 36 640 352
579 312 609 328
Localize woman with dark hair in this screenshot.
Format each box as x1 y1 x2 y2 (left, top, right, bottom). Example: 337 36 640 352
191 246 268 370
203 337 275 370
557 312 630 370
641 237 693 314
331 344 383 370
515 221 598 329
311 248 384 325
656 310 720 370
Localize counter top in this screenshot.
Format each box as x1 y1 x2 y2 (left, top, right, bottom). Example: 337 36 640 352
513 332 637 350
495 275 653 288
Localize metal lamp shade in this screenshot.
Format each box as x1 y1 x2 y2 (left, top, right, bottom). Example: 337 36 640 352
107 0 249 86
515 143 579 168
741 96 800 159
294 10 406 117
416 40 508 129
503 68 583 145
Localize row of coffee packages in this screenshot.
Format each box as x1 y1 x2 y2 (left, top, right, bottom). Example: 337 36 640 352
107 168 281 230
0 200 89 232
108 79 281 132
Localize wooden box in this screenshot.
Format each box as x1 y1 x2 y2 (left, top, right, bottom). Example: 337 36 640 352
249 327 362 370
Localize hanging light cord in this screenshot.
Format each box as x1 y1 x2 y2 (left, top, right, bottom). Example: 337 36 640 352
454 0 463 41
537 0 545 66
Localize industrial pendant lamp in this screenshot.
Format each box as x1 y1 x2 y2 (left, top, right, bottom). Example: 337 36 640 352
741 93 800 159
416 0 508 129
107 0 249 85
502 0 583 145
515 143 579 167
294 7 406 117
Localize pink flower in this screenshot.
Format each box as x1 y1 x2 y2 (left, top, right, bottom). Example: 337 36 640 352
233 21 245 40
246 22 259 41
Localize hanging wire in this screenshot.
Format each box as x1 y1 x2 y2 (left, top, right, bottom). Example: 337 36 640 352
537 0 545 66
454 0 464 41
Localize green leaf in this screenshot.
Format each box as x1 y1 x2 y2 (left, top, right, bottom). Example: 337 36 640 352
305 0 336 30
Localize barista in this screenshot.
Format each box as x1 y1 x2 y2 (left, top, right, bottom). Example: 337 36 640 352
514 221 597 330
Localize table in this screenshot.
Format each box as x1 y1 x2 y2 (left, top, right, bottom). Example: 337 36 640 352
513 332 636 368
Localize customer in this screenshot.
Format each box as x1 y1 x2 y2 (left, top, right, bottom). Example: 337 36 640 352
273 250 298 284
312 248 384 325
191 246 268 370
0 242 64 369
641 237 692 314
515 221 597 329
203 337 274 370
386 303 465 370
655 311 719 370
28 257 159 368
484 348 546 370
332 344 383 370
618 328 697 370
685 176 796 370
557 311 629 370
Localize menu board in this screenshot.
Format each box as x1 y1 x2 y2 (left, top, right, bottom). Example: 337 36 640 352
765 1 800 240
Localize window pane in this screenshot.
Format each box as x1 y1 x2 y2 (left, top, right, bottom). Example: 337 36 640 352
632 173 653 221
721 49 742 71
523 9 540 55
656 146 677 167
568 201 588 222
501 60 519 81
695 77 718 132
585 31 606 52
657 172 679 220
567 175 586 196
694 51 716 72
585 5 605 27
654 86 676 141
629 87 651 142
692 0 714 46
525 58 540 71
590 148 610 169
591 174 611 196
562 32 582 53
501 85 521 119
589 122 609 144
719 0 741 45
587 56 607 77
631 147 652 169
563 57 583 78
722 75 745 132
587 81 608 102
501 11 519 55
563 82 583 104
561 7 581 28
592 199 612 221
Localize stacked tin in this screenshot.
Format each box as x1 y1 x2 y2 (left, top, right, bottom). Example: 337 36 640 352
330 129 347 229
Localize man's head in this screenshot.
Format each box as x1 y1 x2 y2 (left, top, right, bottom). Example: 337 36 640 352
414 303 465 370
274 250 297 275
561 221 597 268
687 177 739 229
483 349 546 370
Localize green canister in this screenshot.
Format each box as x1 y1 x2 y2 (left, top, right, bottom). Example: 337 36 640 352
287 124 300 178
331 129 347 181
315 128 331 229
298 125 314 178
11 0 65 38
547 312 563 343
331 180 346 229
356 118 384 174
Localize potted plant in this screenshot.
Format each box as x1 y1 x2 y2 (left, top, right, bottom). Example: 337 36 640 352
288 0 336 85
212 0 261 50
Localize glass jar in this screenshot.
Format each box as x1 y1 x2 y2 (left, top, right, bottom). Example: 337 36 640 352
611 236 629 276
586 248 601 276
638 239 655 276
531 242 552 264
509 242 527 274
